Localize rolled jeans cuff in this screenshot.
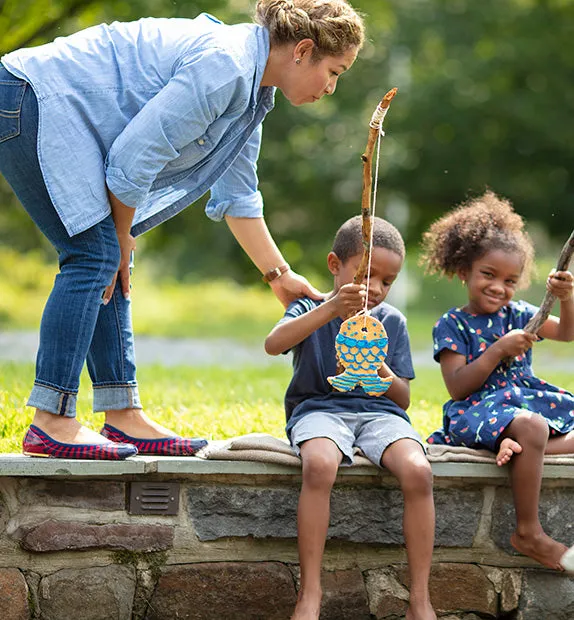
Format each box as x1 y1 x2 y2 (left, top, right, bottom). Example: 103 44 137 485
93 383 142 412
27 383 77 418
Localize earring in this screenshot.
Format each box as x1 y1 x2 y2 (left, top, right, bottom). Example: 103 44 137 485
462 280 466 286
295 58 301 64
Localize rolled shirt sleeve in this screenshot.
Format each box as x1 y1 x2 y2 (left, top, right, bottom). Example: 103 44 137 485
205 123 264 221
105 46 248 208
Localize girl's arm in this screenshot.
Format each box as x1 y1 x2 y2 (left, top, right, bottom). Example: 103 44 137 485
439 330 536 401
378 362 410 410
537 270 574 342
265 284 366 356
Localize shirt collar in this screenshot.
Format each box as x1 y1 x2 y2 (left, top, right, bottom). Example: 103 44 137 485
252 25 275 110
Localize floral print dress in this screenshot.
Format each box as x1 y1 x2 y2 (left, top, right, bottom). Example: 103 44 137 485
427 300 574 451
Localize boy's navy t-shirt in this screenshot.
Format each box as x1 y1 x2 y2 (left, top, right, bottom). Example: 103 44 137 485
281 298 416 438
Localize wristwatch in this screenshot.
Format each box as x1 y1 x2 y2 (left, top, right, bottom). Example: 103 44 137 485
262 263 290 283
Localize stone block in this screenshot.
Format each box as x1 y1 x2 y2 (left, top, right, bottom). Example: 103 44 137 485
398 563 498 616
18 520 173 552
320 569 371 619
0 492 8 534
18 479 125 510
518 570 574 619
492 487 574 552
434 487 484 547
146 562 296 619
364 568 409 618
187 485 298 540
39 565 135 620
481 566 521 612
0 568 29 620
187 484 482 546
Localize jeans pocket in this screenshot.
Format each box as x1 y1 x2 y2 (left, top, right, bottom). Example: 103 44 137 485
0 78 26 143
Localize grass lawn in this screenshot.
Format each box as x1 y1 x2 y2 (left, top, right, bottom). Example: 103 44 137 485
4 362 574 454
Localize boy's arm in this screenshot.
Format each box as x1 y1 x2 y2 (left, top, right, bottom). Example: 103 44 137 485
378 362 410 410
265 298 339 356
265 283 366 355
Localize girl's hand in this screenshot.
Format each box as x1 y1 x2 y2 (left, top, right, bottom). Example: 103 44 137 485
331 283 366 318
547 269 574 302
103 234 136 304
497 329 537 358
269 269 325 308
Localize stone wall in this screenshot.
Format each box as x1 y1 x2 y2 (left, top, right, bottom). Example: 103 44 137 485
1 455 574 620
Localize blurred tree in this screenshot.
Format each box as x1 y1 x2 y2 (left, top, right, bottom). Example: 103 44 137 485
1 0 573 282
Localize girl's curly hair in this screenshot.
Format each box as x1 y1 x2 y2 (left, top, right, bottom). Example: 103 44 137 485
419 190 535 288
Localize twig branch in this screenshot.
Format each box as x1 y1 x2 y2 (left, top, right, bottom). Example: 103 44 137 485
354 88 397 285
524 230 574 334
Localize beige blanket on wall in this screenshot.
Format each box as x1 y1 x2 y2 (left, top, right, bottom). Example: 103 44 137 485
199 433 574 468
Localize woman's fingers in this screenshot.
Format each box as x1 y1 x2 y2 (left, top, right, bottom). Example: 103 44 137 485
102 274 118 305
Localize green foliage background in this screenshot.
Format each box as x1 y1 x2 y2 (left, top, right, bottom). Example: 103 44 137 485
1 0 573 285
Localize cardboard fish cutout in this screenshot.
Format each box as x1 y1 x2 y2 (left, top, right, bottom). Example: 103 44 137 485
328 314 392 396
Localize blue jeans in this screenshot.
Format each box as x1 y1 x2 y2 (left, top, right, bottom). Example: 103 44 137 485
0 65 141 417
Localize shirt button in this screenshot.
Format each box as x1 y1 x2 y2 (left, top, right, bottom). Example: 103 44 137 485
197 138 205 145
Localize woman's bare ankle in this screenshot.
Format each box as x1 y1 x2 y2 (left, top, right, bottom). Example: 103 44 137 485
31 410 107 444
104 409 177 439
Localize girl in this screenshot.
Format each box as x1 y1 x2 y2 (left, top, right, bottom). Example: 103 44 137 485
420 190 574 570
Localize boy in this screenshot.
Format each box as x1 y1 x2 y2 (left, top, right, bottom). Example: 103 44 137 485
265 216 436 620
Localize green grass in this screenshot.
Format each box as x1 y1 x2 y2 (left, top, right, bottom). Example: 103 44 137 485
2 249 574 453
4 361 574 454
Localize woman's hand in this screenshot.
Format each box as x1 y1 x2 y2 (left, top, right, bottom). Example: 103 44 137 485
103 233 136 304
269 269 325 308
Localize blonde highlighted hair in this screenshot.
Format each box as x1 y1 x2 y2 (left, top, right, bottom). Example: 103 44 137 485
254 0 365 59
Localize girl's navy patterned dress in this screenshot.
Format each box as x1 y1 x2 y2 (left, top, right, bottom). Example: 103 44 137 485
428 300 574 451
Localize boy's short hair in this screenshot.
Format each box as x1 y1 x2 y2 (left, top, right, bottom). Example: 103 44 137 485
332 215 405 263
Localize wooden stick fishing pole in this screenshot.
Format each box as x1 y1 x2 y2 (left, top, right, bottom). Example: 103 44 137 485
354 88 398 285
525 230 574 334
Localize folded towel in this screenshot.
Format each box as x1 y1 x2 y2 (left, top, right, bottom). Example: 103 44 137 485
198 433 574 468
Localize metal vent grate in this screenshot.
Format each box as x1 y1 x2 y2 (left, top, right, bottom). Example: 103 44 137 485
128 482 180 515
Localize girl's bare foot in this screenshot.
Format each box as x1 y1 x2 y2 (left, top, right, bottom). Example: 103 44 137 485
496 437 522 466
511 531 568 570
291 592 321 620
406 599 437 620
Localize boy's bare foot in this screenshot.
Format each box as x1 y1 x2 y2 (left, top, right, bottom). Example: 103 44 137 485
496 437 522 466
291 592 321 620
406 599 437 620
511 531 568 570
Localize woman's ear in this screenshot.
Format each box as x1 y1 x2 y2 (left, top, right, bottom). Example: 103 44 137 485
293 38 315 62
327 251 341 275
456 268 468 285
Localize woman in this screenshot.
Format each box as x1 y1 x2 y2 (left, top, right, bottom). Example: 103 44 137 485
0 0 365 459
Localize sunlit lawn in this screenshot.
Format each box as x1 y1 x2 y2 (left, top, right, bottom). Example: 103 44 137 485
2 249 574 453
4 361 574 454
0 361 446 453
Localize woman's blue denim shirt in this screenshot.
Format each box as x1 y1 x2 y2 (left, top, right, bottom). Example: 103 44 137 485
2 13 275 237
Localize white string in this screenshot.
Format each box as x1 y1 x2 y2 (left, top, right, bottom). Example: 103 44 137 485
362 121 385 318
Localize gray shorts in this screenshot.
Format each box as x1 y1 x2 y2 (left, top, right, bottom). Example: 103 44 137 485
290 411 424 467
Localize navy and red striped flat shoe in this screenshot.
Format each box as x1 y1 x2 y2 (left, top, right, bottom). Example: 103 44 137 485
23 424 138 460
101 424 208 456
